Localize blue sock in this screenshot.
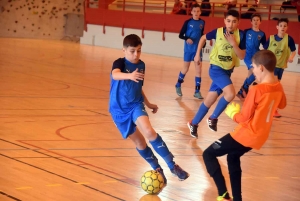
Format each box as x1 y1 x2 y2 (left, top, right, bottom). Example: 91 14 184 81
191 103 209 125
175 72 185 87
210 96 229 119
195 77 201 92
150 134 175 170
137 146 160 170
242 73 255 91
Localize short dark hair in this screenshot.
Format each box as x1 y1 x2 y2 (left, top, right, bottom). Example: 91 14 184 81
252 50 276 72
225 9 240 20
251 13 261 21
191 3 200 10
123 34 142 48
277 18 289 25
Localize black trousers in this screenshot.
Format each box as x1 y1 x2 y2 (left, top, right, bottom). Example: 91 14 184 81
203 134 252 201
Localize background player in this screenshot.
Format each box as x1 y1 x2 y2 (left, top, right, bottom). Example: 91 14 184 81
175 4 205 99
236 13 266 101
263 18 296 117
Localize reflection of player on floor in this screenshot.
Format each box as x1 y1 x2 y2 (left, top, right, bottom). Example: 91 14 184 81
236 13 266 101
263 18 296 118
203 50 286 201
175 4 205 99
109 34 189 184
188 9 246 136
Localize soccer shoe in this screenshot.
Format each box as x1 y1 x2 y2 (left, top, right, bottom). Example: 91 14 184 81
187 122 198 138
207 117 218 132
216 197 232 201
252 82 258 86
194 91 203 99
273 109 281 118
175 86 182 96
217 192 232 201
171 164 189 181
156 168 167 185
236 93 245 101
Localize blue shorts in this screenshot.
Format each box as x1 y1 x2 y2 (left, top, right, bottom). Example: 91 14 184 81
111 103 148 139
209 65 234 95
184 51 203 62
274 67 284 80
244 58 253 70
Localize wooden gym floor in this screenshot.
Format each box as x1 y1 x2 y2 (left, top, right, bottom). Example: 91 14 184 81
0 38 299 201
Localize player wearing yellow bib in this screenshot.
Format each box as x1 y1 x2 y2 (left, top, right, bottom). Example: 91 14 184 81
188 10 246 135
263 18 296 117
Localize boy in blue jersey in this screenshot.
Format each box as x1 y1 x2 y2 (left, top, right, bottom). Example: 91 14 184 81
236 13 266 101
263 18 296 117
175 4 205 99
109 34 189 183
187 9 246 136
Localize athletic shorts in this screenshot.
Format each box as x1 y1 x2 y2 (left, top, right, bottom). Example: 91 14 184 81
184 50 203 62
274 67 284 80
111 103 148 139
209 65 234 95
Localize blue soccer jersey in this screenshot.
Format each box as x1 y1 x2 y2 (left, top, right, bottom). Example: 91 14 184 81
179 18 205 53
244 28 266 69
109 58 145 115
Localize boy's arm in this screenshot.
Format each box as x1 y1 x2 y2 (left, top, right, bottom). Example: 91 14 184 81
278 86 287 109
142 90 158 114
112 68 144 82
288 36 297 63
233 88 257 123
261 33 267 47
194 34 207 63
179 20 189 40
263 38 270 49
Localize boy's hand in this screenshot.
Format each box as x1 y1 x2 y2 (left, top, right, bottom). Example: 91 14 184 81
224 31 237 47
130 68 144 82
194 54 201 65
147 103 158 114
288 57 294 63
186 39 193 45
225 102 240 119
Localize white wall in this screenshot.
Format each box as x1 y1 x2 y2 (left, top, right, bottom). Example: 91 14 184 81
80 24 300 72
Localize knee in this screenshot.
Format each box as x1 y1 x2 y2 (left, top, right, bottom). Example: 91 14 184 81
203 146 215 162
143 127 156 140
223 91 235 101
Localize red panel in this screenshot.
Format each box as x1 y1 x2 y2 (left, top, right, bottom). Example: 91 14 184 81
85 8 300 46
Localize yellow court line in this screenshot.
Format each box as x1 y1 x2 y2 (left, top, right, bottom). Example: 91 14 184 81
75 182 90 185
103 181 118 184
16 186 32 190
46 184 62 187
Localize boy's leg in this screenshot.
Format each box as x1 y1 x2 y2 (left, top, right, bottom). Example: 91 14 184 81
203 134 251 200
203 134 234 200
175 52 191 96
227 141 252 201
194 51 203 99
273 68 284 118
188 91 219 138
209 68 235 132
237 67 255 101
135 114 189 180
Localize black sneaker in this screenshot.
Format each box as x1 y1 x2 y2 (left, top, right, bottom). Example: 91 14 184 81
171 164 189 181
207 118 218 132
156 167 167 185
187 122 198 138
252 82 258 86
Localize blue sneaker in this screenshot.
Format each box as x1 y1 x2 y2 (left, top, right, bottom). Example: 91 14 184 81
175 86 182 96
171 164 189 181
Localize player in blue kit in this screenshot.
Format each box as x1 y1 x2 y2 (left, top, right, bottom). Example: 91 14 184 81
175 4 205 99
236 13 266 101
109 34 189 183
188 9 246 136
